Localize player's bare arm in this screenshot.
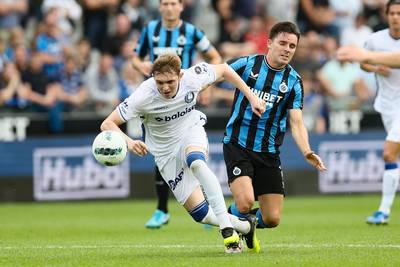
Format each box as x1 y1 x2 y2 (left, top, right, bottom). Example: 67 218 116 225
213 63 266 117
101 110 148 157
337 46 400 68
289 109 326 171
131 54 153 76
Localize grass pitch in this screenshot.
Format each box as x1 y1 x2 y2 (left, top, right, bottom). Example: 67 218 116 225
0 195 399 267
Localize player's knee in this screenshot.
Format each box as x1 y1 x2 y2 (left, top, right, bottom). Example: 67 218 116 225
264 215 280 228
186 151 206 170
383 151 397 163
236 199 253 214
189 200 209 223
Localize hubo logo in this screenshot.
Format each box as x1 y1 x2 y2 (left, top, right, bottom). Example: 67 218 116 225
154 105 195 122
33 147 130 201
318 140 395 193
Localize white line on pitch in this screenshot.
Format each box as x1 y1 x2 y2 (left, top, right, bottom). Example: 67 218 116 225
0 244 399 250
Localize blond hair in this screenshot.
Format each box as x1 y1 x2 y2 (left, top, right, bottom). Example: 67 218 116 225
152 54 181 76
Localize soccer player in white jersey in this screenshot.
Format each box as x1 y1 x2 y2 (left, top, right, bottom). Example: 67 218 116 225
100 54 265 253
354 0 400 225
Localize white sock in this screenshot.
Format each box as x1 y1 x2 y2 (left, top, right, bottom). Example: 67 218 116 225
378 167 400 215
190 160 232 230
201 207 250 234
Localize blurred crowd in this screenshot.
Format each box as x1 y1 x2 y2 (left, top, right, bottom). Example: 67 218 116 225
0 0 391 134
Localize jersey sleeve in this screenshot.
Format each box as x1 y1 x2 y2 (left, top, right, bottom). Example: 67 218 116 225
287 78 304 110
135 25 149 58
116 83 150 122
194 28 211 53
227 56 248 72
188 62 217 91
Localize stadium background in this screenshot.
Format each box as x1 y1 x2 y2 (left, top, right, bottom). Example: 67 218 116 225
0 0 396 201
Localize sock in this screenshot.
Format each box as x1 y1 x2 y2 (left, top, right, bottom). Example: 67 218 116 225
155 166 169 213
229 203 248 219
378 163 399 215
256 209 268 228
200 205 250 234
190 160 232 229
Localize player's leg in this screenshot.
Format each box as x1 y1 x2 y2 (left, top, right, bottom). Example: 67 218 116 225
145 166 170 229
367 115 400 225
223 143 260 252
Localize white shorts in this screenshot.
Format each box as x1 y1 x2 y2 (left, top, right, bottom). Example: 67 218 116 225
157 125 209 205
381 113 400 142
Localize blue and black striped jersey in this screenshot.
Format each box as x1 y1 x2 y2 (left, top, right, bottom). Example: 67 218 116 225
224 54 304 154
135 20 211 69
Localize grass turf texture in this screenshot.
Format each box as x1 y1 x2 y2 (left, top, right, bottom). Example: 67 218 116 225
0 195 399 267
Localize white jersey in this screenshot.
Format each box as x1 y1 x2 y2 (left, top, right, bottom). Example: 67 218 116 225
364 29 400 115
117 63 216 167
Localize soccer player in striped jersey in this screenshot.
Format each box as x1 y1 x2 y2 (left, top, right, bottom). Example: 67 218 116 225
131 0 221 229
224 22 327 231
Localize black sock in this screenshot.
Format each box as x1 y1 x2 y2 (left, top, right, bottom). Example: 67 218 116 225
155 166 169 213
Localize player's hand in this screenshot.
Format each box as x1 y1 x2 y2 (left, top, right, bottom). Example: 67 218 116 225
249 96 266 118
304 151 327 171
128 139 148 157
376 65 391 77
336 45 367 63
140 61 153 76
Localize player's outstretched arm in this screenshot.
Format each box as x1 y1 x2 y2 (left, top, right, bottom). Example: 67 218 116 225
213 63 266 117
337 46 400 68
101 110 148 157
289 109 326 171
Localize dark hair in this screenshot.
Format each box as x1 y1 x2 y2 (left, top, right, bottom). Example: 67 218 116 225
269 21 301 43
386 0 400 14
152 54 181 76
159 0 183 4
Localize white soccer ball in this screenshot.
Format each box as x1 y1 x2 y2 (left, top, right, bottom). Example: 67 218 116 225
92 130 128 166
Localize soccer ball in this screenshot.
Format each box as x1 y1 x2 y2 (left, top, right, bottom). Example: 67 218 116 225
92 130 128 166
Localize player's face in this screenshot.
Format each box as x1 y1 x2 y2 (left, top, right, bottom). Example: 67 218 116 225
159 0 183 23
388 4 400 32
154 71 181 99
267 32 298 68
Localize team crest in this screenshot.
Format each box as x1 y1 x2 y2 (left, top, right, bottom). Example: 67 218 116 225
185 92 195 103
152 36 160 42
177 35 187 46
279 82 288 93
233 167 241 176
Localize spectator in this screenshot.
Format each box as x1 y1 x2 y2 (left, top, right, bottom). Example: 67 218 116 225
0 62 28 109
85 53 119 113
82 0 120 49
41 0 82 36
297 0 339 38
0 0 28 37
35 7 70 82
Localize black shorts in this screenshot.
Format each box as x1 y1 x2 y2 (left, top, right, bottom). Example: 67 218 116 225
223 142 284 196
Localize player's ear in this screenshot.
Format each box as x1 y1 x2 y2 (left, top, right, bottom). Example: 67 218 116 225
179 71 184 79
267 39 272 50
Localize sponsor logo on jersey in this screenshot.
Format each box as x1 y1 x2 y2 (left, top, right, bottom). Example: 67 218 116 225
154 105 195 122
249 87 283 109
185 92 195 103
154 47 183 56
168 168 184 190
249 71 259 80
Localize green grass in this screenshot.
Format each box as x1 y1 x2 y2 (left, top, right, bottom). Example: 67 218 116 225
0 195 399 267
